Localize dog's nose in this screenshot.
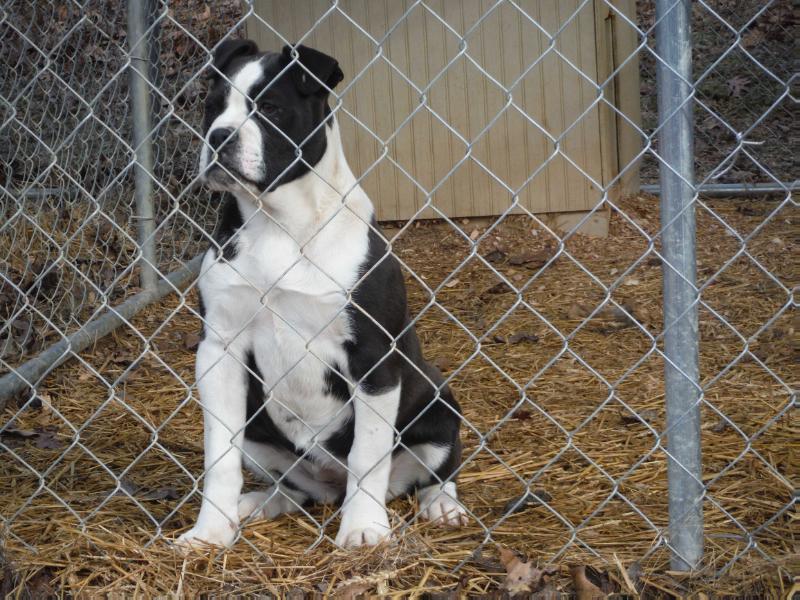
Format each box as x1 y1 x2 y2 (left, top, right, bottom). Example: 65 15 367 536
208 127 236 151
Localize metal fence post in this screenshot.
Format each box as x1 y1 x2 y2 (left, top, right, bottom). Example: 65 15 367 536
127 0 158 292
655 0 704 572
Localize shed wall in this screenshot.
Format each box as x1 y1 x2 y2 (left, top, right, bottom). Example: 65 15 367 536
246 1 633 220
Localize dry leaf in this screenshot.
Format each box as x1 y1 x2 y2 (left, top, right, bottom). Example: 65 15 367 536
508 248 554 267
508 331 539 344
568 302 592 320
711 419 730 433
111 349 135 365
431 356 452 372
34 430 64 450
197 3 211 21
470 228 480 241
570 565 608 599
742 28 765 48
333 581 371 599
333 570 393 599
612 553 639 595
619 408 658 426
1 427 64 450
503 489 553 514
444 278 460 288
140 486 180 501
499 547 557 596
646 256 662 267
484 249 506 263
183 332 201 351
727 75 750 97
483 282 512 296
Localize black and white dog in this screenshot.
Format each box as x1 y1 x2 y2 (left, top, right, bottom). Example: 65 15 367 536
176 40 466 549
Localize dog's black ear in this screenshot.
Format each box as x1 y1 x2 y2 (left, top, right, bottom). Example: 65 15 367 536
281 44 344 96
211 38 259 76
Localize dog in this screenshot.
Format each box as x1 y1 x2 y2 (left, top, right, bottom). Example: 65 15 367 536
176 40 466 549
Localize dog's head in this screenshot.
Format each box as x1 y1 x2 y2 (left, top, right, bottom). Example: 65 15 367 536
199 39 343 196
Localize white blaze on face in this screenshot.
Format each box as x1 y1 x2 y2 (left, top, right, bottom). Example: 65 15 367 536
200 59 267 185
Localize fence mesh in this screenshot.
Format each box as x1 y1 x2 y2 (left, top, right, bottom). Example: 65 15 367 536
0 0 796 596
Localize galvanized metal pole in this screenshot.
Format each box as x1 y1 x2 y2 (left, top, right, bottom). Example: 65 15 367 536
0 255 203 405
128 0 158 292
642 181 799 197
655 0 704 571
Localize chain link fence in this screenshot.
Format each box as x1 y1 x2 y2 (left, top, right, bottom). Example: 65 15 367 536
0 0 796 596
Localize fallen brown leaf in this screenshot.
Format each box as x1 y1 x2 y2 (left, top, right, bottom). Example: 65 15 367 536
431 356 452 372
139 486 180 501
483 282 512 296
333 570 394 599
570 565 608 599
197 3 211 21
183 332 201 351
508 331 539 344
508 248 555 267
567 302 593 320
484 249 506 263
612 553 639 596
727 75 750 97
503 489 553 515
34 430 64 450
500 547 557 596
0 427 64 450
619 408 658 427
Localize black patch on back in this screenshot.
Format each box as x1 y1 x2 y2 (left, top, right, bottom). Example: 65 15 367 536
342 220 463 491
343 222 409 393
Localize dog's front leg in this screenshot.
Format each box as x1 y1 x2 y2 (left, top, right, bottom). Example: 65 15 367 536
176 337 247 549
335 384 400 548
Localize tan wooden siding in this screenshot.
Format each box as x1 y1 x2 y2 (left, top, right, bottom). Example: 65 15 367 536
246 0 637 220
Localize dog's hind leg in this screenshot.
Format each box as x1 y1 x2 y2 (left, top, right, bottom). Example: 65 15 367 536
238 485 308 520
240 438 341 520
418 480 467 526
387 443 468 527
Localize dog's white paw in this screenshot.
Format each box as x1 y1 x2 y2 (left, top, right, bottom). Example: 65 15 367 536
174 521 237 552
336 526 391 548
420 495 468 526
419 483 468 527
335 506 392 548
238 491 271 520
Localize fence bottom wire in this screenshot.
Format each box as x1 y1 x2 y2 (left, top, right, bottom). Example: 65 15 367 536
0 194 795 597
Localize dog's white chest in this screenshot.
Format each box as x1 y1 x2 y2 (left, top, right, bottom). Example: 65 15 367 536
252 287 353 450
198 205 369 454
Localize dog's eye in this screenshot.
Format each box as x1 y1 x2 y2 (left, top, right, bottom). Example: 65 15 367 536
258 101 282 117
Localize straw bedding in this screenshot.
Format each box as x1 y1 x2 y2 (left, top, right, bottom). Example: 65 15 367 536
0 194 796 597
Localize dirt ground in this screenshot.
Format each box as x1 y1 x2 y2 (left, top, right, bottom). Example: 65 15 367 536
1 194 796 597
